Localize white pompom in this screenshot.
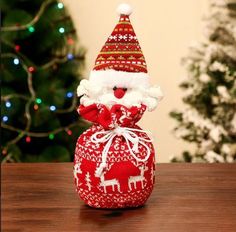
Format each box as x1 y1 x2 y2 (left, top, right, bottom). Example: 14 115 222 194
117 3 133 16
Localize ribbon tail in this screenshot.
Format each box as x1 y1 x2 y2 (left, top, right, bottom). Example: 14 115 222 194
132 141 139 153
94 133 116 177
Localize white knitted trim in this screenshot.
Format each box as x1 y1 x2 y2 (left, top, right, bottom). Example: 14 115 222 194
89 70 150 88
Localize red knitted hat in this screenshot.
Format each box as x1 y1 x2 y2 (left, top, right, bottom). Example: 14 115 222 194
89 3 150 88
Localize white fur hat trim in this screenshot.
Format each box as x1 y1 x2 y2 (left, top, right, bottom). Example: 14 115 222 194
89 70 150 88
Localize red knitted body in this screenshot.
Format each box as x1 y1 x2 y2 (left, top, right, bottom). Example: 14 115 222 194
74 104 156 208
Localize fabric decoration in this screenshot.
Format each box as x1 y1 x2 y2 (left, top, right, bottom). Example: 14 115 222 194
74 3 163 209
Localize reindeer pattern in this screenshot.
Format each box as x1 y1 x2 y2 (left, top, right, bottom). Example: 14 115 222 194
128 165 148 190
74 159 153 194
99 172 121 193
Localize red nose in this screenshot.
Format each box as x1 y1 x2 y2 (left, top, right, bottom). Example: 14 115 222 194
113 87 127 99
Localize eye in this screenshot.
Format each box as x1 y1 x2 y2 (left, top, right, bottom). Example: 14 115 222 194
113 86 117 91
123 88 127 91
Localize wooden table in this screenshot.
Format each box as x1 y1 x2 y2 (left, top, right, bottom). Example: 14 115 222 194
2 163 236 232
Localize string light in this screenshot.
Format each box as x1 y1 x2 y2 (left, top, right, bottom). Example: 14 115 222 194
2 149 7 156
49 105 56 111
67 37 74 45
34 104 39 110
13 58 20 65
2 0 52 32
66 92 73 98
1 0 85 159
2 122 79 139
5 101 12 108
25 136 31 143
67 53 74 60
2 116 9 122
28 66 35 73
35 98 42 104
28 26 35 33
59 27 65 33
57 2 64 9
67 129 72 136
49 133 54 140
15 45 20 52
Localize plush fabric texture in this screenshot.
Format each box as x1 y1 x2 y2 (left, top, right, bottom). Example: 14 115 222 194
74 104 155 208
117 3 133 16
89 70 150 88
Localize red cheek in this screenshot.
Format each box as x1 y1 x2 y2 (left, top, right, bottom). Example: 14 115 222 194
114 88 126 99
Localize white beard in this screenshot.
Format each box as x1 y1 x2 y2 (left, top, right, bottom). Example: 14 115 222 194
78 79 163 111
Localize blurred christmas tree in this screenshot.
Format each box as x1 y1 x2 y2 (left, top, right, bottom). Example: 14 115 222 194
1 0 87 162
170 0 236 163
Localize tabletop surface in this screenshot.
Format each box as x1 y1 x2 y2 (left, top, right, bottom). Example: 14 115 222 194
1 163 236 232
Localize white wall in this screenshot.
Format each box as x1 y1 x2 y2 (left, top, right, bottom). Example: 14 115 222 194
63 0 208 162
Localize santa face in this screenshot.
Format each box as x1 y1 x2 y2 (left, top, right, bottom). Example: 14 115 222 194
77 79 163 111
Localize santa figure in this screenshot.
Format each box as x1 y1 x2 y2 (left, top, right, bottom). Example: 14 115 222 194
74 3 163 209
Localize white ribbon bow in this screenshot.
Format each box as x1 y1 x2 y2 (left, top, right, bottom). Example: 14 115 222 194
90 126 153 177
